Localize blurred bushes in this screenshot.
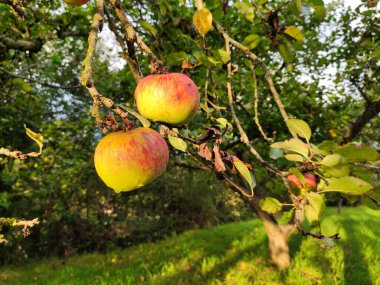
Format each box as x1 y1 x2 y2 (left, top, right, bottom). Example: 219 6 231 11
0 157 251 264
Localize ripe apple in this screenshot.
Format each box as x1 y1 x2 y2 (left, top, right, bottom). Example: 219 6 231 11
134 73 200 125
94 128 169 193
64 0 90 6
288 173 317 192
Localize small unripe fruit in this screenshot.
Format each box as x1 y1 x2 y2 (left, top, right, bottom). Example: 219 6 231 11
64 0 90 6
94 128 169 193
134 73 200 125
288 173 317 192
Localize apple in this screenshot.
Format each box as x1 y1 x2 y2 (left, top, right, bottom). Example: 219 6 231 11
288 173 317 192
134 73 200 125
64 0 90 6
94 128 169 193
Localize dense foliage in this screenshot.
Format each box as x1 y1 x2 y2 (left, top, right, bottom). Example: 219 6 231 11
0 0 379 268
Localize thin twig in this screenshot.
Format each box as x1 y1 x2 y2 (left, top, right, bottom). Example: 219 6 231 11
295 219 340 240
109 0 164 73
160 125 220 145
213 20 297 138
249 61 270 141
104 5 142 80
223 36 282 176
250 0 270 34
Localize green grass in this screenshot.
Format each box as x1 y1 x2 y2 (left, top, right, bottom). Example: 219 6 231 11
1 207 380 285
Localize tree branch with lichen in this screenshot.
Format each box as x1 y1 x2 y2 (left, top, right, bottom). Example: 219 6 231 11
108 0 164 73
104 4 142 80
0 0 27 20
80 0 130 133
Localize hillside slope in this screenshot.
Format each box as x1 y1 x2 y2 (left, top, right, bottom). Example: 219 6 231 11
1 207 380 285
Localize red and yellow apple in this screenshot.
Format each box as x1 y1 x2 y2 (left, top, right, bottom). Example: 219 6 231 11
64 0 90 6
94 128 169 193
288 173 317 192
134 73 200 125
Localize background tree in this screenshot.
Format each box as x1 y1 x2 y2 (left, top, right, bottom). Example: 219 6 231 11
0 0 379 269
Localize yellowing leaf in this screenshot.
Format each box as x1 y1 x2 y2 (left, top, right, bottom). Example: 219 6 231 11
24 125 43 155
284 26 304 42
271 138 309 158
233 159 255 193
305 192 325 217
193 8 213 37
119 105 151 128
321 154 350 178
286 119 311 141
323 176 373 195
242 34 261 50
285 154 305 162
168 128 187 152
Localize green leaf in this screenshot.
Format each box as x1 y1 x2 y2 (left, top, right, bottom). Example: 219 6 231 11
305 205 319 226
362 187 380 210
166 52 189 66
277 44 294 64
259 197 282 213
277 208 295 224
138 20 157 37
284 26 304 42
24 125 43 155
292 0 302 12
168 128 187 152
271 138 309 158
286 119 311 141
336 144 379 162
242 34 261 49
305 192 325 217
316 140 340 155
234 2 254 22
12 78 32 92
304 0 326 20
323 176 373 195
119 105 151 128
193 8 213 37
233 159 255 192
216 49 230 64
362 196 380 210
320 154 350 178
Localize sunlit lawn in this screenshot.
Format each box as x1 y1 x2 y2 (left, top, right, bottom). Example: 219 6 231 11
1 207 380 285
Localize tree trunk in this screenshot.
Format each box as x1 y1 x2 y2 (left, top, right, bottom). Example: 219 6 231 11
262 219 293 269
338 197 343 215
248 199 295 269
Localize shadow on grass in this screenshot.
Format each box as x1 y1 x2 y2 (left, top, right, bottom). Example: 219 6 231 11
147 225 269 284
340 218 372 285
